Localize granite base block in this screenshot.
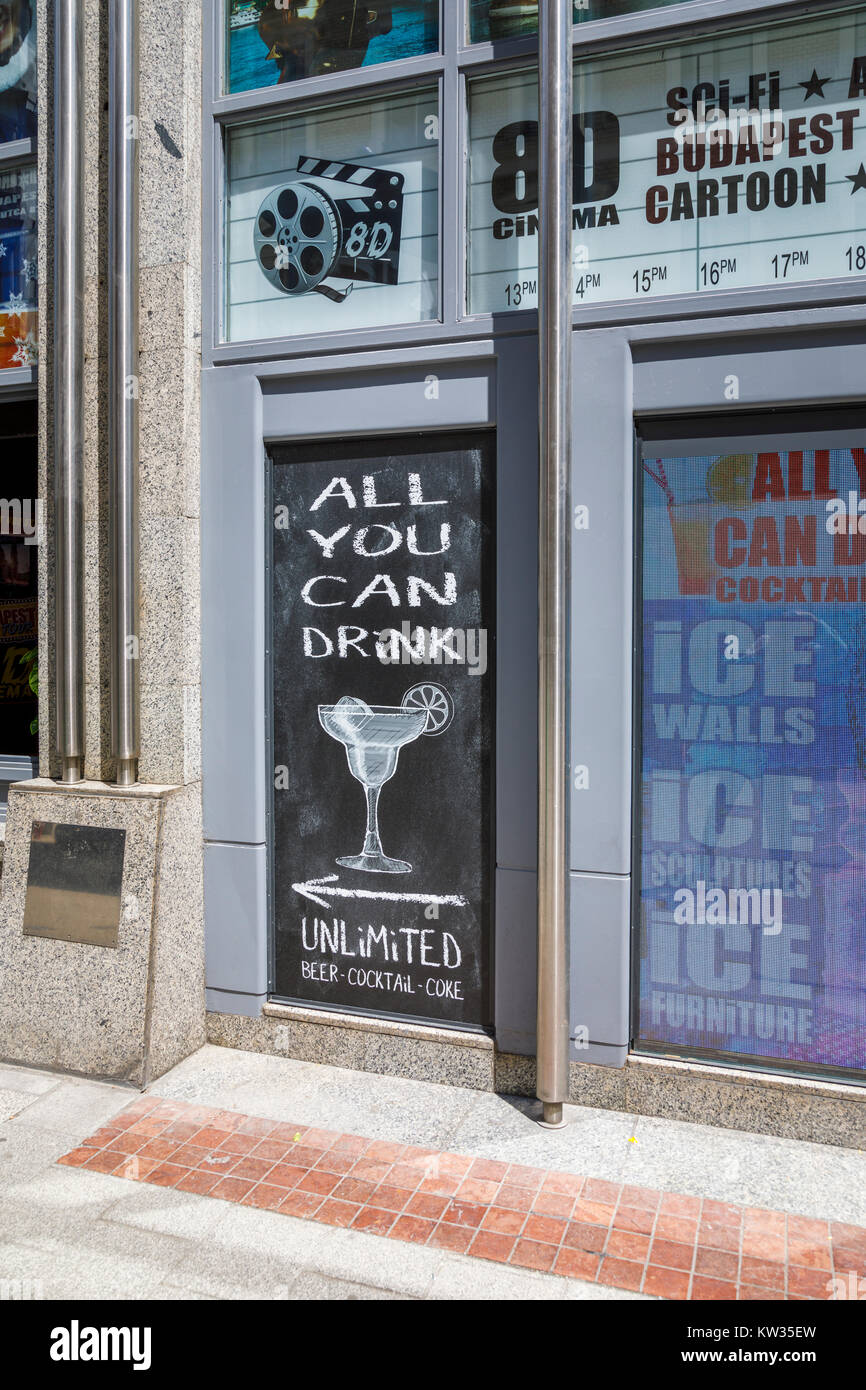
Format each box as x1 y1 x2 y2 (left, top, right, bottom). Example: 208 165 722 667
0 781 204 1087
621 1055 866 1150
207 1007 495 1092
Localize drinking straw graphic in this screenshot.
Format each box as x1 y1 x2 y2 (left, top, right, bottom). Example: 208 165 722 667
643 458 713 596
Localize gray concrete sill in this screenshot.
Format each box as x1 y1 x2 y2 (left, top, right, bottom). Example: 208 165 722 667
12 778 185 801
262 1001 494 1050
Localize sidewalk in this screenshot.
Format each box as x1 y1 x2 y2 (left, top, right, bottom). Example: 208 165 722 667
1 1045 864 1301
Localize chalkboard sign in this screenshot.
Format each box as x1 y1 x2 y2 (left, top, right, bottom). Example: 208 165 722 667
271 432 494 1028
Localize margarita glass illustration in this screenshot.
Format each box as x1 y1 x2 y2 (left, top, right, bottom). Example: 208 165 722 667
318 683 454 873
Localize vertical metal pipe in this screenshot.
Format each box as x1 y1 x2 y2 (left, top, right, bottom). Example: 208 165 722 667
54 0 86 785
109 0 140 787
536 0 573 1128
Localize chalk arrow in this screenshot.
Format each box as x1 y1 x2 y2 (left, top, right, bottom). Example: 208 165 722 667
292 875 469 911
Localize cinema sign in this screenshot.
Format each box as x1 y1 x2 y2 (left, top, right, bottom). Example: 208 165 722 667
468 7 866 312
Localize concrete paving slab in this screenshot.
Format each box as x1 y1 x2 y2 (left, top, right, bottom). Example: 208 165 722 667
170 1241 337 1302
0 1088 38 1123
151 1045 476 1147
450 1095 640 1178
152 1283 219 1300
0 1167 123 1246
149 1048 321 1106
428 1251 652 1301
286 1270 413 1300
559 1278 651 1301
5 1192 192 1269
0 1121 85 1180
0 1065 61 1096
18 1079 134 1140
196 1202 445 1300
193 1199 339 1267
100 1184 228 1242
623 1112 866 1226
0 1234 186 1301
226 1072 475 1149
311 1224 442 1299
428 1253 582 1301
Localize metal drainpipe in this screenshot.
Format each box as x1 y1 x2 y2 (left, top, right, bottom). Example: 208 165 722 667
108 0 140 787
536 0 573 1129
54 0 86 785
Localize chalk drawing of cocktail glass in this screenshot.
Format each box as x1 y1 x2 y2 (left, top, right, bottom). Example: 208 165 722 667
318 684 454 874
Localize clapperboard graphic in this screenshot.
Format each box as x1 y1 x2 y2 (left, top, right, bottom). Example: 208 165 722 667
254 156 405 303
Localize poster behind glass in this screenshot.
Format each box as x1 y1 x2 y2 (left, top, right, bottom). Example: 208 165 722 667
638 431 866 1078
225 88 439 342
469 0 683 41
469 9 866 313
0 0 36 142
0 421 37 756
226 1 439 95
0 163 37 369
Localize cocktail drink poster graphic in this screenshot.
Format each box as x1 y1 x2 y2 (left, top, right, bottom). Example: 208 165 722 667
319 684 454 874
271 435 493 1026
639 440 866 1076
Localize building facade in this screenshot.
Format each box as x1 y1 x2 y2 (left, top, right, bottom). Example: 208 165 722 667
0 0 864 1146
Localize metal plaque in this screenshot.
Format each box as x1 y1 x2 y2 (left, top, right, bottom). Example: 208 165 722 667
23 822 127 948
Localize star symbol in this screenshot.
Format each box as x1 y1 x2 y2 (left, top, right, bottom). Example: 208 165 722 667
11 331 38 366
848 164 866 194
0 242 6 259
799 69 832 100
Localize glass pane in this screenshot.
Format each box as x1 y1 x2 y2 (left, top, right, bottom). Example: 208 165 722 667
0 162 37 369
0 401 37 757
637 422 866 1079
270 431 494 1027
469 0 684 42
0 1 36 142
226 1 439 95
225 88 439 342
468 8 866 313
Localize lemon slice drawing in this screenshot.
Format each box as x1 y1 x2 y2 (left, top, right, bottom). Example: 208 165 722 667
401 683 454 736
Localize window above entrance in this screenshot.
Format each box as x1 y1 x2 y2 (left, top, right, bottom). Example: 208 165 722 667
468 0 686 45
468 7 866 315
224 1 440 96
224 86 440 342
207 2 866 359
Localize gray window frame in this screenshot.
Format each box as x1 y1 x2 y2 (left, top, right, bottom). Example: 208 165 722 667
203 0 866 368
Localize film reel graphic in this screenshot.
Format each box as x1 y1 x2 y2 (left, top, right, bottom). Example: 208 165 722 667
253 156 405 304
255 183 341 296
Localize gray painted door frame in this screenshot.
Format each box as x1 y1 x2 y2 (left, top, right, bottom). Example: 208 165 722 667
201 303 866 1066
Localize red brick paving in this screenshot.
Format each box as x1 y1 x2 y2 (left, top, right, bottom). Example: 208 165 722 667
58 1096 866 1301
